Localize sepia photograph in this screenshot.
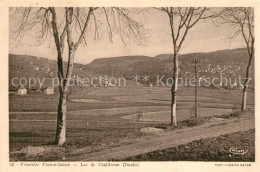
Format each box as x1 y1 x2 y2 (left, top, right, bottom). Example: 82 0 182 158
8 6 256 162
0 1 259 171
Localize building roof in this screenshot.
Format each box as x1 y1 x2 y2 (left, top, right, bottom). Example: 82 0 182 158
19 85 26 89
45 86 54 90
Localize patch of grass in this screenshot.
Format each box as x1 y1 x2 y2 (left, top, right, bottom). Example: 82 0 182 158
155 109 253 131
155 117 211 130
178 117 210 127
9 119 152 161
217 109 254 119
122 129 255 161
10 145 65 161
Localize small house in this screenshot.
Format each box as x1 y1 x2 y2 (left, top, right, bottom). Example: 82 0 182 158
104 80 109 86
33 66 40 70
44 87 55 95
17 85 27 95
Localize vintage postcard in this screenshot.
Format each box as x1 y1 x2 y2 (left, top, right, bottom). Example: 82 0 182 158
0 0 259 171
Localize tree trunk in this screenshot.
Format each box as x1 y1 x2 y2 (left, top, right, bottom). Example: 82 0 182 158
241 90 247 110
241 53 253 110
54 8 76 146
171 53 178 126
55 90 68 146
54 48 75 146
195 63 199 118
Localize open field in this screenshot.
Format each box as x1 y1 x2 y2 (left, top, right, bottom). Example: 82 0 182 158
10 86 254 112
9 86 255 161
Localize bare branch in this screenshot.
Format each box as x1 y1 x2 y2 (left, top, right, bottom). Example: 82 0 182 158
154 7 210 52
103 7 113 43
74 7 93 50
216 7 254 56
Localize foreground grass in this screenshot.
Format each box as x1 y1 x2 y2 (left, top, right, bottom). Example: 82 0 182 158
10 110 253 161
154 109 254 130
9 119 153 161
122 129 255 162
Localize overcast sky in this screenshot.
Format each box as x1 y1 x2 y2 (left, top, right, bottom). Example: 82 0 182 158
9 8 245 64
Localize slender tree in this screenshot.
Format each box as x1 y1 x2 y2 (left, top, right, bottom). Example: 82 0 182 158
192 58 200 118
216 8 254 110
154 7 210 126
10 7 147 146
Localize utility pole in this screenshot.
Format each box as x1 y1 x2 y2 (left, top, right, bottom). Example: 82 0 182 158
192 59 200 118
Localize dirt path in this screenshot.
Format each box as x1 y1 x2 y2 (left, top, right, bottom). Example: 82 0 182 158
67 118 254 161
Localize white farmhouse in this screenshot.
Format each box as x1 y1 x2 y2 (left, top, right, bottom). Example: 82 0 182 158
33 66 40 70
44 86 55 95
17 85 27 95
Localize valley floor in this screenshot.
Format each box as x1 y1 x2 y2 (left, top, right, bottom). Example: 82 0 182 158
9 86 255 161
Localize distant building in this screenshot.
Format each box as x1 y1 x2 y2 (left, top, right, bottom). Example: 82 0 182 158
44 87 55 95
104 80 109 86
33 66 40 70
17 85 27 95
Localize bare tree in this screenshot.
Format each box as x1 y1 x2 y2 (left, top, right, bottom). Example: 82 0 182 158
216 7 254 110
154 7 210 126
10 7 147 146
